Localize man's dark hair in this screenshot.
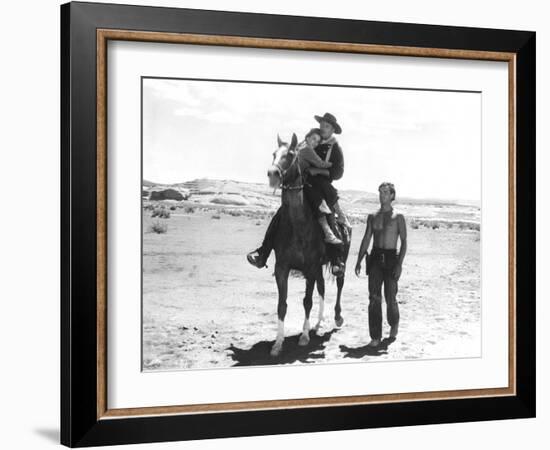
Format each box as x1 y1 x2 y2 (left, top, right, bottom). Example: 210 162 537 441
378 182 396 201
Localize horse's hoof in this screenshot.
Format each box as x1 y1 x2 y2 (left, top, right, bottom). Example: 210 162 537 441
335 316 344 327
298 334 310 346
270 342 283 357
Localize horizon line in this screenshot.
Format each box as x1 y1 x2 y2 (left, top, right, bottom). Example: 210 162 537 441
143 176 481 205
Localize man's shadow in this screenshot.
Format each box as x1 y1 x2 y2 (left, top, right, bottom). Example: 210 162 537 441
228 329 337 366
339 337 396 358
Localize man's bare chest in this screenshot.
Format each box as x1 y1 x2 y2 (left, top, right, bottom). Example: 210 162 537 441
373 212 398 234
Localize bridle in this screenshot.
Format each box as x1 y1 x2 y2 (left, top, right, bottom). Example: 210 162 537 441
272 145 303 191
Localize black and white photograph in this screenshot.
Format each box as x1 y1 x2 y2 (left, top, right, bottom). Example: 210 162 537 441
141 77 481 371
0 0 541 447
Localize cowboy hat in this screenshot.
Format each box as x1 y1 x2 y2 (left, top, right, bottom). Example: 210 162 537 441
314 112 342 134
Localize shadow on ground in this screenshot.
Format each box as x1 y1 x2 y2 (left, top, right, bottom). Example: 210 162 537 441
339 337 396 358
228 329 338 366
34 428 59 443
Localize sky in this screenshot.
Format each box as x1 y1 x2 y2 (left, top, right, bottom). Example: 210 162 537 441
142 78 481 201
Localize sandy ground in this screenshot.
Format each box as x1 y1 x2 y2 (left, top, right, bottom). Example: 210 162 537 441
142 208 480 371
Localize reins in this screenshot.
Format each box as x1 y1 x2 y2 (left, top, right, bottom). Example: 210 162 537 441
277 145 304 191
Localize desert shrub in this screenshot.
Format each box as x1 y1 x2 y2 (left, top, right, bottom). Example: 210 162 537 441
255 221 262 226
457 221 480 231
211 214 221 219
184 206 195 214
149 221 167 234
151 207 170 219
415 219 429 229
169 205 176 211
228 209 242 217
410 218 479 231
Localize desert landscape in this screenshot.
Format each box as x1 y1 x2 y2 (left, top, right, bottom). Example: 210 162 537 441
142 178 481 371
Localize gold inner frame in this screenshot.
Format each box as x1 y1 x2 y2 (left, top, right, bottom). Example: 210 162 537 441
96 29 517 420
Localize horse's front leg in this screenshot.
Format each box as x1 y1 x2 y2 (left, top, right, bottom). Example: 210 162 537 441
335 275 345 327
271 264 289 357
314 270 326 331
299 277 316 346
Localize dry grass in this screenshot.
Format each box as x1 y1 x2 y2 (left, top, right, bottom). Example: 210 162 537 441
409 218 479 231
151 207 171 219
149 221 168 234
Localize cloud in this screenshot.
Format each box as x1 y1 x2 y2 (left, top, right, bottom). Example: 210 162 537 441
174 106 245 124
145 79 202 107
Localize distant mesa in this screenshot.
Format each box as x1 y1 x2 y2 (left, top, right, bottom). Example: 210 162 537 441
143 186 191 201
197 188 217 195
349 195 378 206
149 188 186 201
143 178 275 208
211 194 249 206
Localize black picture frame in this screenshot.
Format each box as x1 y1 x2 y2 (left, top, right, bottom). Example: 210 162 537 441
61 1 535 447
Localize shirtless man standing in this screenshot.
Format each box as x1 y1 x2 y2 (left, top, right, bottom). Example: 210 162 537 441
354 182 407 347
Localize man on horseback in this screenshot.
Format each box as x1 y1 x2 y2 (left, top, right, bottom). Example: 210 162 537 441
298 128 343 245
309 113 351 230
247 112 350 269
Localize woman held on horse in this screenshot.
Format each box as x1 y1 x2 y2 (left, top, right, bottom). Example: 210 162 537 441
298 128 343 245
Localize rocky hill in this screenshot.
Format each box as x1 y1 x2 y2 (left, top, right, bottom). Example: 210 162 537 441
142 178 480 226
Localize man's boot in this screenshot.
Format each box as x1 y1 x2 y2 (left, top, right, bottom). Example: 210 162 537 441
247 246 269 268
318 215 343 245
333 201 351 229
318 199 332 215
246 208 281 268
331 257 346 276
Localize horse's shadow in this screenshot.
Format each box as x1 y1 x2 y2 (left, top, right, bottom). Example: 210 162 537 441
339 337 396 358
228 329 338 366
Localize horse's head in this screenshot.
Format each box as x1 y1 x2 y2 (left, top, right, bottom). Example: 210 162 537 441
267 133 299 189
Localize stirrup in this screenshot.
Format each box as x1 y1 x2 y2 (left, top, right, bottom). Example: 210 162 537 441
332 261 345 276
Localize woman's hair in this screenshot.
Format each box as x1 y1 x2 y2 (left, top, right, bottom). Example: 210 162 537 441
305 128 322 140
378 182 396 201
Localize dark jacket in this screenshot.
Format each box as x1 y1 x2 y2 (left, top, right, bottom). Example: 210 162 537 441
314 136 344 181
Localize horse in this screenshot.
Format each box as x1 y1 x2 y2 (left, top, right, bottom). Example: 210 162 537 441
266 133 352 357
